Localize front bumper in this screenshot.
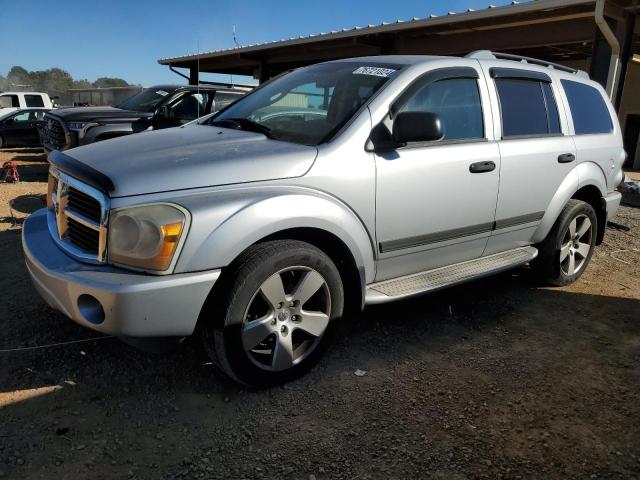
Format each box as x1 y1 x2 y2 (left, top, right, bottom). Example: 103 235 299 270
22 208 220 337
604 191 622 221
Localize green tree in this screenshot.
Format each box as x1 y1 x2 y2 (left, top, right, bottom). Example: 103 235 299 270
93 77 129 88
7 66 31 87
2 66 131 105
72 79 93 89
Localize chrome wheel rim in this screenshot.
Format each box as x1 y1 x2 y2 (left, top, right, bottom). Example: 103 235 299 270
241 266 331 372
560 214 592 276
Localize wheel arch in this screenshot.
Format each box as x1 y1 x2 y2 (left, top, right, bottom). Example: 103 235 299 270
533 164 608 245
259 227 365 314
176 191 375 312
571 184 607 245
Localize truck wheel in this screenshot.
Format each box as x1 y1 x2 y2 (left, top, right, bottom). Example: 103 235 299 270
536 199 597 286
201 240 344 386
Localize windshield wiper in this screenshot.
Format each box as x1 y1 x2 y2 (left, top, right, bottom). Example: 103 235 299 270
210 118 273 138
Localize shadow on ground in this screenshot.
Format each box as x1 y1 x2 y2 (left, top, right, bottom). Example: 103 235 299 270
1 217 639 478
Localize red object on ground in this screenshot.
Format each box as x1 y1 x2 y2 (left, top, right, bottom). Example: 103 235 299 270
2 161 19 183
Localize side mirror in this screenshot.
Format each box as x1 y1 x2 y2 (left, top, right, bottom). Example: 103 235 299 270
156 106 170 119
392 111 443 145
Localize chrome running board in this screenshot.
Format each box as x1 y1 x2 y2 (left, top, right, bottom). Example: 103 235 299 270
365 247 538 305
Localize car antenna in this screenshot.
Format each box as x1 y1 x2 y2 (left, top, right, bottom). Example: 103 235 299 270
197 37 201 118
231 25 241 86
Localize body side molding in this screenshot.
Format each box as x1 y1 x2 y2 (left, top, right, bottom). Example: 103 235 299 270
380 212 545 253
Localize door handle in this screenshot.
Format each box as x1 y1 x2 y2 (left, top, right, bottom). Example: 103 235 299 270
469 161 496 173
558 153 575 163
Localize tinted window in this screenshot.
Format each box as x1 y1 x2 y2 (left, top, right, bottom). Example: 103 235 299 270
399 78 484 140
0 94 20 108
561 80 613 135
25 95 45 107
116 87 177 112
496 79 562 137
169 92 210 120
30 110 47 121
214 92 244 111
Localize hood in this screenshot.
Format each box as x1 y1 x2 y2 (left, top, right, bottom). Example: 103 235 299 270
50 106 151 122
59 125 318 197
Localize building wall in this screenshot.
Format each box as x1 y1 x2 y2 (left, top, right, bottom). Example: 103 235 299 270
618 61 640 168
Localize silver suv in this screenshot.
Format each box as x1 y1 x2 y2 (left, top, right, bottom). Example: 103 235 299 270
22 51 625 386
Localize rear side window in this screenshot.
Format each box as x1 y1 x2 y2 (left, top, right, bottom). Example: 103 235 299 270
561 80 613 135
495 79 561 137
399 78 484 141
0 94 20 108
25 94 45 107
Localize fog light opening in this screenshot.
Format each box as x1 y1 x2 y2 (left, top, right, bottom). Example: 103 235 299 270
77 294 105 325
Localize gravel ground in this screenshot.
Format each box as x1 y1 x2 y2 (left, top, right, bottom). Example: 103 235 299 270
1 148 639 480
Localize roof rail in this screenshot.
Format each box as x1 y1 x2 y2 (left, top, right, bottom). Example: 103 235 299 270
465 50 589 79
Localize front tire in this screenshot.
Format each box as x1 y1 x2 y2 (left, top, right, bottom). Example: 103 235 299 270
536 199 597 286
200 240 344 386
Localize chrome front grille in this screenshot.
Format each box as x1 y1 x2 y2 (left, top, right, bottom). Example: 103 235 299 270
68 187 102 222
47 168 109 263
67 214 101 254
41 114 69 150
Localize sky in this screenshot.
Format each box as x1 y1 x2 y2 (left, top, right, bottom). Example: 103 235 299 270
1 0 514 86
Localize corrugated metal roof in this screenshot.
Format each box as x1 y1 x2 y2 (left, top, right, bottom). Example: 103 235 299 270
158 0 594 64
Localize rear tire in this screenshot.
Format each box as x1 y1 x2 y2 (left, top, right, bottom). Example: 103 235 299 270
536 199 597 286
200 240 344 387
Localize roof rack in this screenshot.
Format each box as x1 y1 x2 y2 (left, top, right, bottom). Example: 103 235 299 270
465 50 589 78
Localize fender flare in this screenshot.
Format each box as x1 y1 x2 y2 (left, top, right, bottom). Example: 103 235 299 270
531 162 607 243
175 190 376 284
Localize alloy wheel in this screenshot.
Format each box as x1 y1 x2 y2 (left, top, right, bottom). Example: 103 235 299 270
241 266 331 372
559 214 592 276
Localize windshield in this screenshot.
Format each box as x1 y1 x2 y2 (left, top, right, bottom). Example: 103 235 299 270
208 62 399 145
116 87 176 112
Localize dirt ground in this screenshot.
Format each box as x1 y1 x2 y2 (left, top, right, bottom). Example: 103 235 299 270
1 148 639 480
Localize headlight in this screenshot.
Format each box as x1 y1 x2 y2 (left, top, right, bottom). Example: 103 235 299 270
68 122 89 131
108 204 188 272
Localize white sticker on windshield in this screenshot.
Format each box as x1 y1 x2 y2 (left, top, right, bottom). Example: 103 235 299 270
353 66 396 78
156 90 169 96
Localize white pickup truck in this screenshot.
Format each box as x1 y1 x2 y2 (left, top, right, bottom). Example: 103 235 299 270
0 92 54 114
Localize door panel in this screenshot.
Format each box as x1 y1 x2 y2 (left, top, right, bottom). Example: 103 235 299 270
375 141 500 281
480 61 577 255
24 121 41 145
373 66 499 282
1 114 26 146
484 136 576 255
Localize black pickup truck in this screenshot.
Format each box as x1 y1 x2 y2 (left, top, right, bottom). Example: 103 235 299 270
40 84 249 151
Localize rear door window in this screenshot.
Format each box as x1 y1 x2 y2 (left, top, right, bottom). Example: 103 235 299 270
495 78 561 137
561 80 613 134
25 95 45 107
